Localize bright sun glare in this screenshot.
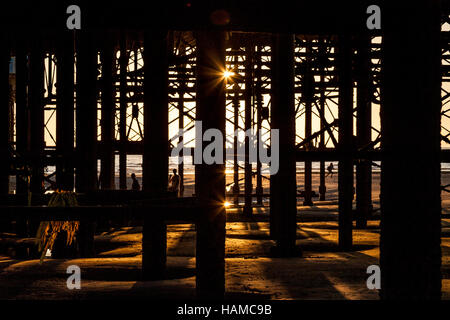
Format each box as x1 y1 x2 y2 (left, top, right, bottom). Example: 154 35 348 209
223 70 235 79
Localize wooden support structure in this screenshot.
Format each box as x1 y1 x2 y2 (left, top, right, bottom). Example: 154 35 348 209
255 46 263 205
0 1 446 301
119 35 128 190
100 35 116 190
195 30 226 298
177 42 186 197
0 33 10 195
303 43 313 206
380 1 441 299
76 31 98 193
269 34 301 256
337 34 353 250
243 44 254 216
232 78 240 206
29 35 44 196
355 34 372 229
56 31 75 191
15 41 28 195
318 39 326 201
142 30 169 280
76 31 99 257
13 38 30 242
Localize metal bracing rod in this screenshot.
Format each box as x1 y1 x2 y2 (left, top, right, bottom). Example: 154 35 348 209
295 119 339 149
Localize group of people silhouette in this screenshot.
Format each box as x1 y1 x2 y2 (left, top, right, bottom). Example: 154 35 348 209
130 169 180 196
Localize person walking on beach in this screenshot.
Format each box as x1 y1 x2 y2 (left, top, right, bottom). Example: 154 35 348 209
326 163 334 178
168 169 181 196
131 173 140 191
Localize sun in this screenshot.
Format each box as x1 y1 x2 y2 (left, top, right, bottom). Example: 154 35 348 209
223 70 235 79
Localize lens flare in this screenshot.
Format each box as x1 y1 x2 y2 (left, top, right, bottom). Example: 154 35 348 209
223 70 235 79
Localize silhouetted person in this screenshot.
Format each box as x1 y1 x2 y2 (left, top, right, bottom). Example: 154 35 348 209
168 169 180 196
131 173 140 191
326 163 334 177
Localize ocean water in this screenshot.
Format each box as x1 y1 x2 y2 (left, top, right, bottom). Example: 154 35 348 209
40 154 450 179
115 155 450 176
10 154 450 197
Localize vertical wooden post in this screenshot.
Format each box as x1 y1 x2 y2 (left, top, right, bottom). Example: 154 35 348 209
232 81 240 205
244 44 254 216
29 36 44 196
318 39 326 201
337 34 353 250
15 43 28 195
119 35 127 190
195 30 226 298
142 30 169 280
355 34 372 229
76 31 98 193
100 35 115 190
269 34 301 257
255 46 263 205
178 42 186 197
56 31 75 191
303 43 313 206
318 38 328 202
76 31 98 257
142 32 168 193
0 34 10 195
380 1 441 299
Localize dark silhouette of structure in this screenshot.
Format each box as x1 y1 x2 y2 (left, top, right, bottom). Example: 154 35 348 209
0 0 446 300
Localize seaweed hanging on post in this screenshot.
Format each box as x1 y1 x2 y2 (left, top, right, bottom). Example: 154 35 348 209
35 191 80 262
